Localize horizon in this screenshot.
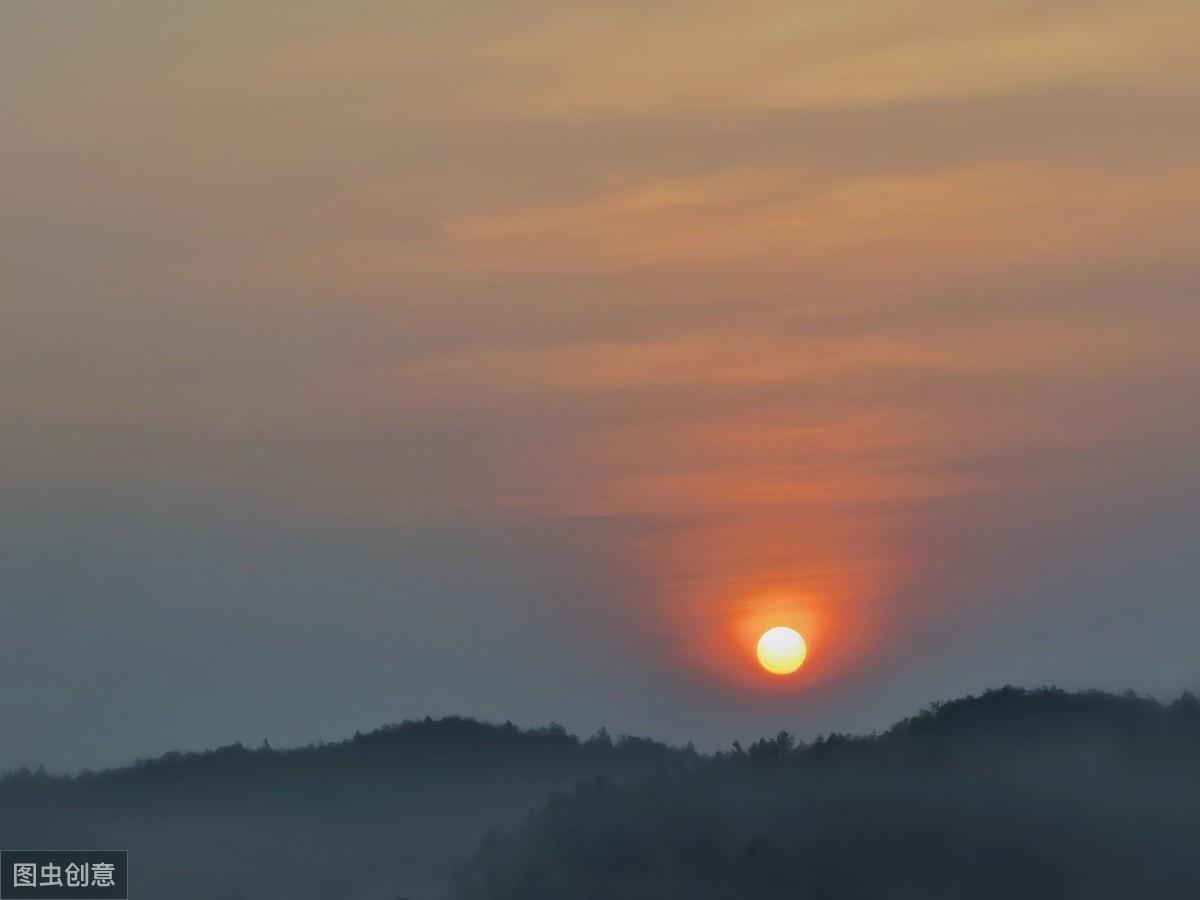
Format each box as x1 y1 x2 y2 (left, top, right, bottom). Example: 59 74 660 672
6 682 1195 778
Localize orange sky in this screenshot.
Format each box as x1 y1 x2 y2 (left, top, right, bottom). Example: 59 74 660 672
3 0 1200 769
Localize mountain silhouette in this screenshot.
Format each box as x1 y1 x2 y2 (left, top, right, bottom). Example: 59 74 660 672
0 717 683 900
5 689 1200 899
452 687 1200 900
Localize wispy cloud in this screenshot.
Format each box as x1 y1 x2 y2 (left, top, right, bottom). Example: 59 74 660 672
2 0 1198 768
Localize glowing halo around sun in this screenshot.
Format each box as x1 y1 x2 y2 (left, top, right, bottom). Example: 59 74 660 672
756 626 807 675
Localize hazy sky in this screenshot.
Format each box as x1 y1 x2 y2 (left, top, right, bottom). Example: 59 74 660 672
3 1 1199 772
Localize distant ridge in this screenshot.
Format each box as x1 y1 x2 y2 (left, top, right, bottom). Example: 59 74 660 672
2 715 681 790
0 716 686 900
454 687 1200 900
6 690 1200 900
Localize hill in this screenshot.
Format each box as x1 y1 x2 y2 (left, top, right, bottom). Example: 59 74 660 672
8 688 1200 899
451 687 1200 900
0 717 684 900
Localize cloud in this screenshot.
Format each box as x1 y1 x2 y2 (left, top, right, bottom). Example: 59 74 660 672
1 0 1198 769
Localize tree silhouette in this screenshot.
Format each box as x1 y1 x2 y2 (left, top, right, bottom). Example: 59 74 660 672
452 688 1200 900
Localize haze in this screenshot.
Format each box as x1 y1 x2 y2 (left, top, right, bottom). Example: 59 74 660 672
3 0 1198 772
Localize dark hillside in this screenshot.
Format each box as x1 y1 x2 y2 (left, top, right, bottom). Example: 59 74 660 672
0 717 684 900
452 688 1200 900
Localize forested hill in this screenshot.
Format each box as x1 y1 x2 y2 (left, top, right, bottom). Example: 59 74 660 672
1 716 680 801
7 690 1200 900
453 688 1200 900
0 717 686 900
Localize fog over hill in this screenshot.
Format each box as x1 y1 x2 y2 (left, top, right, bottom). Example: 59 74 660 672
5 689 1200 899
0 717 684 900
455 688 1200 900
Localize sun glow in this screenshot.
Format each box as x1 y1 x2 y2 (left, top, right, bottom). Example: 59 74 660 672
756 626 807 675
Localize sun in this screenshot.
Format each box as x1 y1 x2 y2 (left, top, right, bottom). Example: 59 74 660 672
756 626 807 675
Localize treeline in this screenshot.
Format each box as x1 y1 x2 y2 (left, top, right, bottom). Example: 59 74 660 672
452 688 1200 900
8 690 1200 898
0 715 682 805
0 716 686 900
